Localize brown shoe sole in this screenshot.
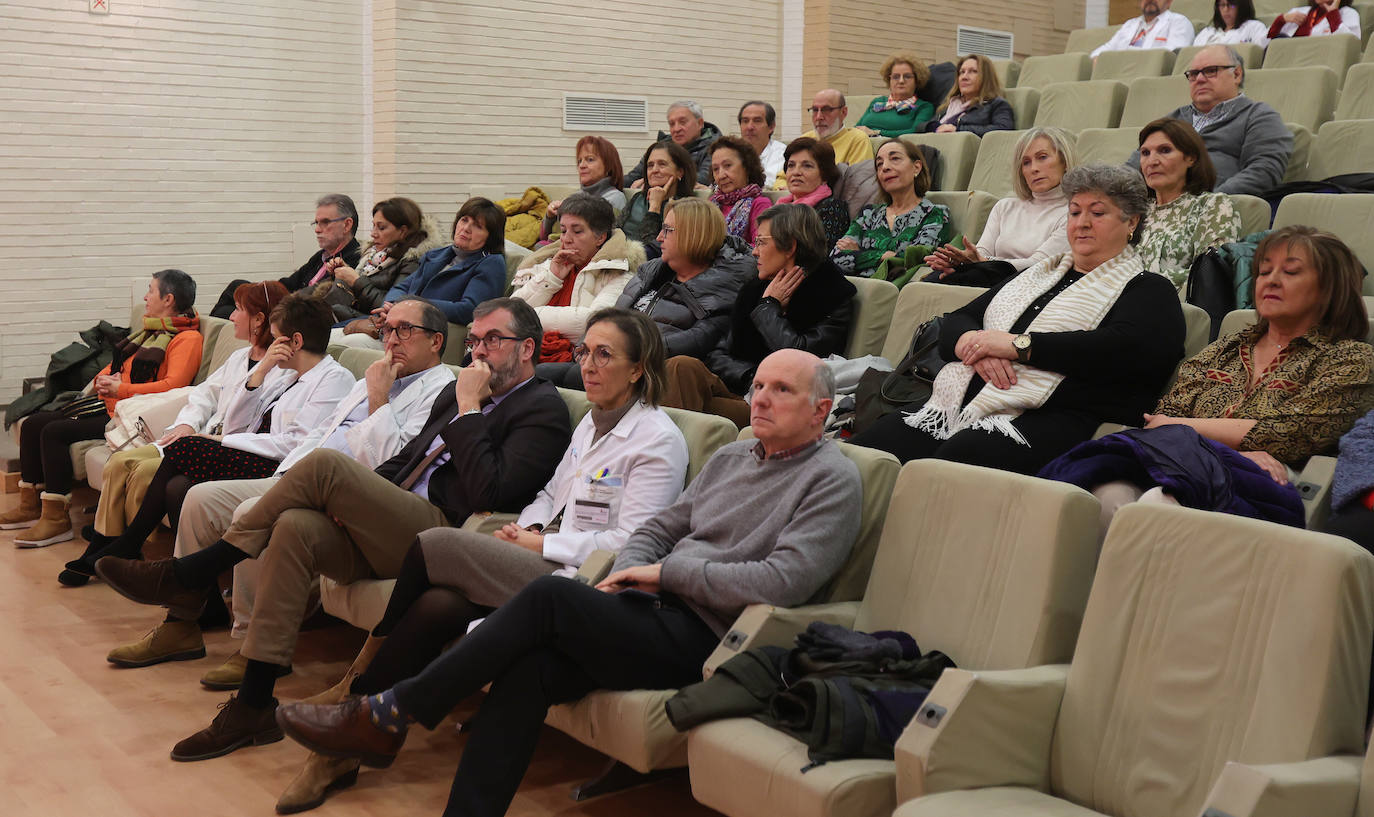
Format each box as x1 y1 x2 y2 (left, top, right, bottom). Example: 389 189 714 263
274 766 360 815
169 725 284 762
108 646 207 669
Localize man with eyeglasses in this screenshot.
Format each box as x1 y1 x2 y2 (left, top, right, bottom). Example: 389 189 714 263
1091 0 1194 58
624 100 722 188
775 89 873 188
210 193 362 318
1134 44 1291 195
96 297 572 763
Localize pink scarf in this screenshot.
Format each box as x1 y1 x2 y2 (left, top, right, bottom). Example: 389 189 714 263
779 183 833 208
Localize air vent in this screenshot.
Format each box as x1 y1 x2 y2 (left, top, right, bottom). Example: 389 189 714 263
563 95 648 132
956 26 1014 59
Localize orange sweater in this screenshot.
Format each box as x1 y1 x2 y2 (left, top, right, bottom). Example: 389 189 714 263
97 330 204 415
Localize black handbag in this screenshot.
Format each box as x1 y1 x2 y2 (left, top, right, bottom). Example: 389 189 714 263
1184 248 1237 341
853 317 945 434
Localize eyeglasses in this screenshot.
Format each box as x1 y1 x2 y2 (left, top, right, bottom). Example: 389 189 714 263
311 217 349 228
659 225 677 236
463 334 522 352
573 345 618 368
1183 64 1237 81
806 106 841 115
889 73 916 81
378 322 440 342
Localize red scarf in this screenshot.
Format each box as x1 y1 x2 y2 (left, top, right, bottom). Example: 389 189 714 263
547 268 580 308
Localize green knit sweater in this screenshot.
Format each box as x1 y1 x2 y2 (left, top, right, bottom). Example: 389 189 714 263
857 96 935 137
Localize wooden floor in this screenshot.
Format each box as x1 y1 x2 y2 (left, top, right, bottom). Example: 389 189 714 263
0 489 721 817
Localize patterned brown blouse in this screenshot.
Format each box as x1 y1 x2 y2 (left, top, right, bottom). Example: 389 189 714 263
1156 324 1374 466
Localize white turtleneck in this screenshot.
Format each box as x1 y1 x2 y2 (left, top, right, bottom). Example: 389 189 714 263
976 186 1071 272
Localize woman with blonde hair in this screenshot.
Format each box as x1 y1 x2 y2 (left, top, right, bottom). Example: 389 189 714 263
922 54 1014 136
857 53 935 137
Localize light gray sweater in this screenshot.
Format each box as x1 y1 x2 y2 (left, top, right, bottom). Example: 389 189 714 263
1135 95 1293 196
614 439 862 636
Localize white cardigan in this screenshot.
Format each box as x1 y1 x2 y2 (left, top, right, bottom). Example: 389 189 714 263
218 355 358 461
1193 19 1271 46
517 401 689 576
976 187 1071 273
169 345 265 434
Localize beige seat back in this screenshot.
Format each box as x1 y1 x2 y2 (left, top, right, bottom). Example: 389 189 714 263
1274 193 1374 293
1018 53 1093 90
1262 33 1361 88
844 275 899 358
881 280 987 363
1170 0 1213 20
1229 193 1271 236
1033 80 1128 130
1002 86 1040 129
1307 120 1374 180
1284 122 1313 184
1246 66 1338 132
1091 49 1175 82
1074 127 1140 167
660 406 739 485
814 442 902 604
989 58 1020 88
332 346 383 379
899 132 980 191
925 191 998 247
854 460 1099 668
195 316 245 384
1064 28 1116 56
556 386 592 427
1174 43 1265 77
970 129 1043 199
1049 503 1374 816
1120 75 1189 128
1336 63 1374 120
1181 301 1213 358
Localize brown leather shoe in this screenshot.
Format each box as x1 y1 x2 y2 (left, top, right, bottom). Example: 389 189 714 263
171 695 283 762
275 696 406 769
94 556 207 621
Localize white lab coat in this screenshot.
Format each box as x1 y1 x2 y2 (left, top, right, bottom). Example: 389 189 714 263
1192 19 1271 46
168 346 270 434
274 362 456 474
218 356 358 461
518 401 689 576
1092 11 1196 57
1271 5 1360 38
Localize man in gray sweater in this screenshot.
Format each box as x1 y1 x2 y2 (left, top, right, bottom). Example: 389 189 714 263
273 349 863 817
1134 45 1292 196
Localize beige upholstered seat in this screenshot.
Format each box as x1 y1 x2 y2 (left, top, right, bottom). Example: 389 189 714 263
1285 121 1313 184
1245 66 1339 132
879 280 986 363
1090 49 1175 82
1033 81 1127 130
1018 54 1093 90
970 129 1062 199
686 460 1100 817
1307 120 1374 180
1336 64 1374 119
899 132 981 192
894 502 1374 817
989 58 1020 88
542 442 901 777
1274 194 1374 290
1002 87 1040 129
924 191 996 246
1262 33 1362 88
1073 128 1139 167
844 276 899 358
1063 28 1116 57
1119 75 1188 128
1229 193 1271 236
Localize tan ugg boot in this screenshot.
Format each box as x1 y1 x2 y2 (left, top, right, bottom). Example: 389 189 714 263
0 482 42 530
15 492 73 548
298 634 385 706
275 753 361 814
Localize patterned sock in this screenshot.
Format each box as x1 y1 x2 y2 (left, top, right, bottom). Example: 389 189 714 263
365 689 411 734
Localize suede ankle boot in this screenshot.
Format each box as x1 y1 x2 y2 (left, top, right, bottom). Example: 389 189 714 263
0 482 42 530
299 635 386 706
275 752 361 814
15 492 73 548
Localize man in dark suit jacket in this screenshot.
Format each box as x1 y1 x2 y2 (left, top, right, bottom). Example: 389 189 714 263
95 298 572 763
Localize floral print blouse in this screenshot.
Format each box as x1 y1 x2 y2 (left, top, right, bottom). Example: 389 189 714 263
831 200 952 276
1138 192 1241 290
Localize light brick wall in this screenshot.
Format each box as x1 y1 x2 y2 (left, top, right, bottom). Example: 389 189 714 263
0 0 364 395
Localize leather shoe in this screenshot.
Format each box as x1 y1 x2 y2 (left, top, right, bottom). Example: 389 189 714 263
275 696 406 769
275 753 361 814
95 556 207 621
171 695 283 762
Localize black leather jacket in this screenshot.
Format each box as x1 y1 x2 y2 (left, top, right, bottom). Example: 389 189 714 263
616 236 755 360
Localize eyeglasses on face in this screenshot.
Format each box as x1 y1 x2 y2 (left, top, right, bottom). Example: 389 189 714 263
1183 64 1237 81
658 225 677 236
311 216 349 228
807 105 842 115
572 344 617 368
889 73 916 81
464 334 521 351
379 322 440 342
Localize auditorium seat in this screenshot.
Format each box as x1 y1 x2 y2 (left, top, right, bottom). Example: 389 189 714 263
1229 193 1272 236
1306 120 1374 180
1017 53 1093 90
1003 87 1040 130
1062 27 1116 56
1120 75 1188 129
900 132 981 191
1245 66 1339 132
969 130 1035 198
893 502 1374 817
1262 33 1362 87
1334 63 1374 119
926 190 998 247
1284 122 1313 184
990 58 1020 89
880 280 987 364
1033 81 1128 130
686 459 1100 817
844 276 900 358
1073 127 1139 167
1091 49 1175 82
1273 193 1374 292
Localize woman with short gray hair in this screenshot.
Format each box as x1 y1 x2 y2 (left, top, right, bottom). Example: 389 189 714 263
851 163 1186 474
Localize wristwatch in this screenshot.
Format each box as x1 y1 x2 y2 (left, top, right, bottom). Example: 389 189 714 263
1013 333 1032 363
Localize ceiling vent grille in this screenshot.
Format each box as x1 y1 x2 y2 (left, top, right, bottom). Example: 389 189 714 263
956 26 1014 59
563 95 648 132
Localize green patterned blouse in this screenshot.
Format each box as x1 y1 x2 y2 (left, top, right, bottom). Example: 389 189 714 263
1138 192 1241 290
831 200 952 276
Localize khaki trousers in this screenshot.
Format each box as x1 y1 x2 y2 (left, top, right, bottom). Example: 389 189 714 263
661 355 751 428
94 445 163 537
174 476 281 637
224 448 448 666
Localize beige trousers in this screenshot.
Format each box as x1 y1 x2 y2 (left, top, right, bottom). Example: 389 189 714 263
94 445 163 537
174 476 281 637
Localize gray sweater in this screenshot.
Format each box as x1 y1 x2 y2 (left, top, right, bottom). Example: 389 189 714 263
614 439 862 636
1131 95 1292 196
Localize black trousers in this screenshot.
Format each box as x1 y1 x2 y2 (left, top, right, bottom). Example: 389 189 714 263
392 575 719 817
849 405 1099 474
210 279 250 320
19 410 110 493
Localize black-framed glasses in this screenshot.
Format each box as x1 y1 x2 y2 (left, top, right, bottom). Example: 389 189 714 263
311 216 349 228
573 345 617 368
1183 64 1237 81
464 334 521 351
806 105 841 115
379 322 440 342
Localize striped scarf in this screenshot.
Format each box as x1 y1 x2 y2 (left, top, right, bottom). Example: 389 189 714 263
904 248 1143 444
711 184 763 240
109 312 201 384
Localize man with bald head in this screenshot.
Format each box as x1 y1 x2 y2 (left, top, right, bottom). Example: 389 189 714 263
1139 45 1291 195
775 89 875 187
275 349 863 817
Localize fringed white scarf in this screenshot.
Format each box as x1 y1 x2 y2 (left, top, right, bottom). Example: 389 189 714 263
904 247 1144 445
